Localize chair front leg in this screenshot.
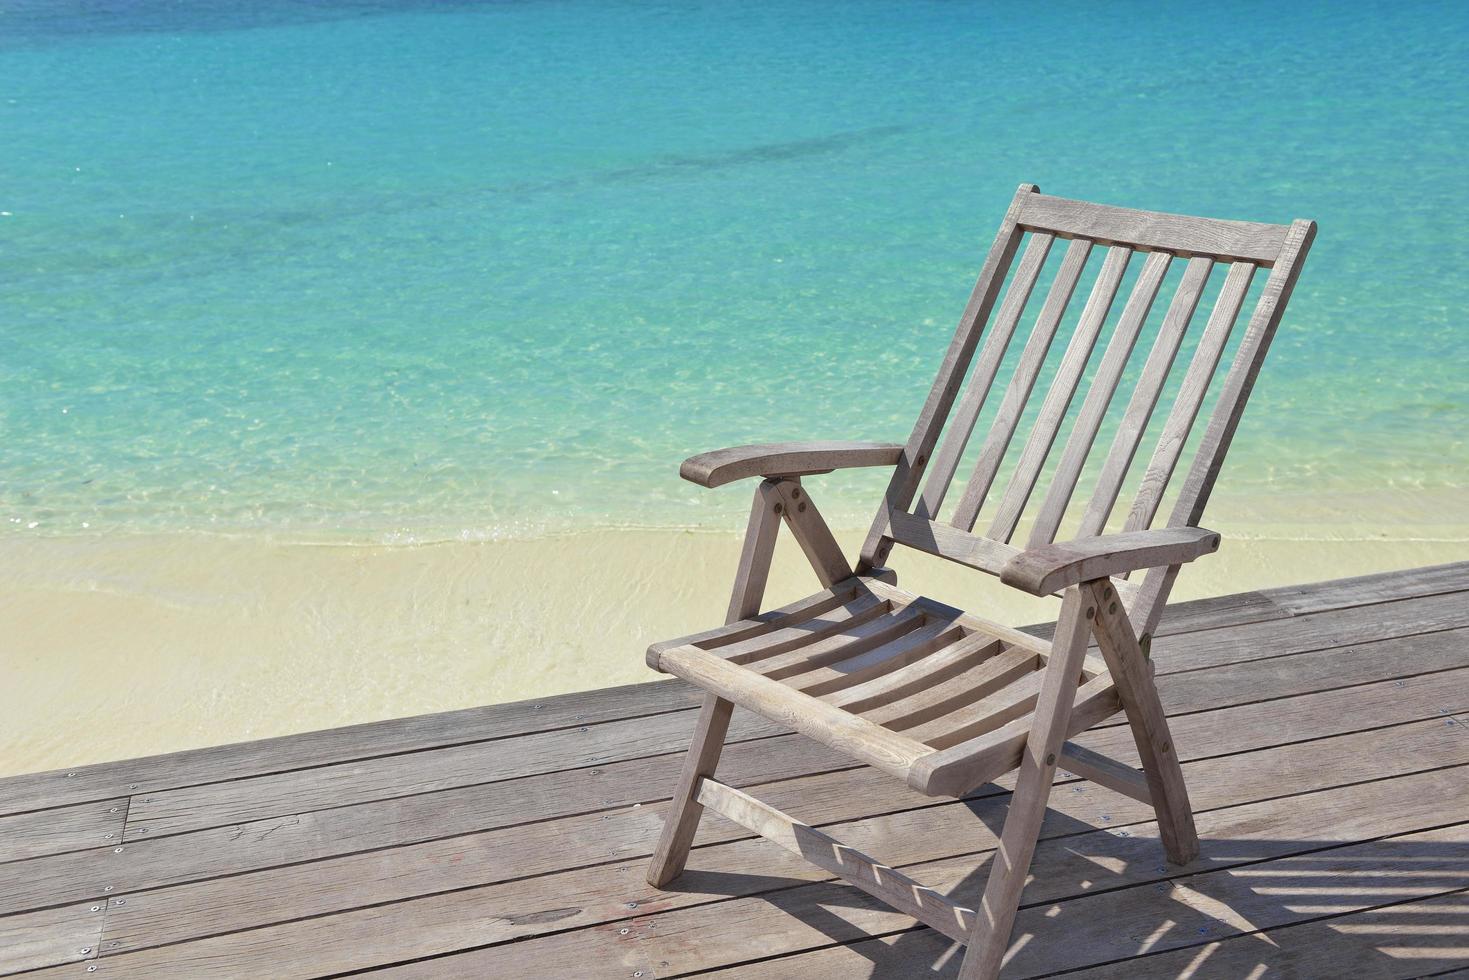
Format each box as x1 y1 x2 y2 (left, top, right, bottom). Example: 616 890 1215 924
959 585 1095 980
647 479 783 888
1085 579 1199 865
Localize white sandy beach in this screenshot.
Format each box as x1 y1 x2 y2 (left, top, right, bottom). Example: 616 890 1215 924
2 488 1464 778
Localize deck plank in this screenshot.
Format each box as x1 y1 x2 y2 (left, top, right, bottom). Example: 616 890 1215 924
1149 588 1469 674
0 679 702 818
353 763 1469 979
118 706 790 841
3 638 1465 922
1262 559 1469 615
94 663 1466 958
0 902 105 977
0 799 127 864
689 823 1469 979
1062 888 1469 979
84 721 1469 977
0 728 846 917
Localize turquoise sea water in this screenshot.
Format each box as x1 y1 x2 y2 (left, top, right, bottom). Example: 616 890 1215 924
2 0 1466 539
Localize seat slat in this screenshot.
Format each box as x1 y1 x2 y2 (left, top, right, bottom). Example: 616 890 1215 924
1077 255 1215 537
751 604 927 681
824 631 1003 714
987 246 1132 543
1027 250 1173 546
1124 261 1256 534
916 233 1055 520
950 237 1094 531
862 578 1052 658
649 579 865 660
710 593 890 665
860 645 1039 731
900 670 1046 748
793 617 967 697
908 671 1122 796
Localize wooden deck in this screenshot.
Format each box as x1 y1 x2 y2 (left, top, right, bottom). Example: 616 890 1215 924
3 562 1468 978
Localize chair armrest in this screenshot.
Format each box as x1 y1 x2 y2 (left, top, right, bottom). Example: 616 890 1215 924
680 441 904 489
1000 527 1221 597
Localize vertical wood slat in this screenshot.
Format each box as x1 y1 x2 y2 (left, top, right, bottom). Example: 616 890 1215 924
948 238 1093 532
858 184 1038 570
914 232 1055 522
985 246 1132 543
1075 255 1215 538
1130 219 1317 636
1026 250 1173 547
1123 261 1257 534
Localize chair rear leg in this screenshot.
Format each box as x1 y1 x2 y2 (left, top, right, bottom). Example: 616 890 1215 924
647 694 735 887
1086 581 1199 865
959 588 1095 980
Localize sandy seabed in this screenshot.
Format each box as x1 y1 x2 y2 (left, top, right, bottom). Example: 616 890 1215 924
2 496 1465 777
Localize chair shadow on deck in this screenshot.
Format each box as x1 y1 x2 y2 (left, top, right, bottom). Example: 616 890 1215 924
668 791 1469 978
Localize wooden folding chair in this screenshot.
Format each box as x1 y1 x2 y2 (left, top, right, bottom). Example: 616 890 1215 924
644 184 1315 978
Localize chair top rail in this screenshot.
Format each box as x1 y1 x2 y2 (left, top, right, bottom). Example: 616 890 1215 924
1017 192 1293 265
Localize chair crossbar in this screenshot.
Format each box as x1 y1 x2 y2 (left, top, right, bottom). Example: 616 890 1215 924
1058 740 1152 804
696 776 976 944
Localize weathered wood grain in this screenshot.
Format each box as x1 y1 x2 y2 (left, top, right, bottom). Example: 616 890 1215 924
1087 580 1197 865
0 678 702 818
80 718 1469 978
1147 623 1469 717
1147 588 1469 675
650 768 1469 980
1067 890 1469 979
0 798 126 864
1016 192 1292 264
958 588 1093 978
679 441 903 489
120 703 788 842
1000 526 1219 597
0 728 850 917
349 750 1469 979
1262 559 1469 615
1133 218 1316 634
84 663 1468 962
0 901 104 976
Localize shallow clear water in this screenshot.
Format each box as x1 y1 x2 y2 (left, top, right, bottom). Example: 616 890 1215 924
3 0 1466 539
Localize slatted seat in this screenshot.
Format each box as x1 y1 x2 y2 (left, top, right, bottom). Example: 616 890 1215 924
648 575 1122 796
641 184 1316 979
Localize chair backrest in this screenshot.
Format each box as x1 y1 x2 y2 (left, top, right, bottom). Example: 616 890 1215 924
859 184 1315 635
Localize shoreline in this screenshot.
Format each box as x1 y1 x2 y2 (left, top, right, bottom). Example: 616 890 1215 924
2 518 1465 779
